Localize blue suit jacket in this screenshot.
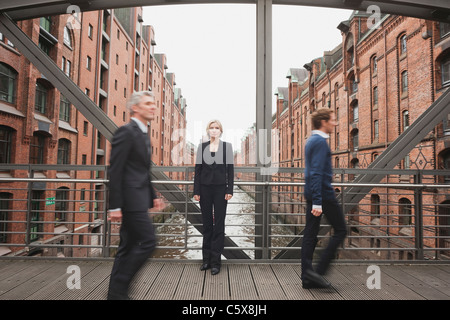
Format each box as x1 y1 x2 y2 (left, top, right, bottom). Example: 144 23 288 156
304 133 335 206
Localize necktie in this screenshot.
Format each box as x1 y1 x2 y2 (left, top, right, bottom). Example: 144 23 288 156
143 132 151 157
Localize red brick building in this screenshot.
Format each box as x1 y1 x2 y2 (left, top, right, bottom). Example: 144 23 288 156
0 8 187 257
240 12 450 259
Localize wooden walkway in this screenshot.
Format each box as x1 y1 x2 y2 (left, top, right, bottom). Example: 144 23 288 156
0 259 449 301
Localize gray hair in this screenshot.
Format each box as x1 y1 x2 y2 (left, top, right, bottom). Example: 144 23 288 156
126 91 155 115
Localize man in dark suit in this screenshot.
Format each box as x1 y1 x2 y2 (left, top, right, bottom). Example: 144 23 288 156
107 91 165 300
302 108 347 289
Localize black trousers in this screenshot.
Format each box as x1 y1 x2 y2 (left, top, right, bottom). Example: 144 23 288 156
199 184 228 268
301 199 347 278
107 211 156 299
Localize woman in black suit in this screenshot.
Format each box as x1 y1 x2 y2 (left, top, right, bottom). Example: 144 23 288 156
194 120 234 275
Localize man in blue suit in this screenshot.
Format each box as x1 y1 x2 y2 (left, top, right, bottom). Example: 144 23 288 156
302 108 347 289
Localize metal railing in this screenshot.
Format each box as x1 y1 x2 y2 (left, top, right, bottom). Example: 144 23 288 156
0 164 449 262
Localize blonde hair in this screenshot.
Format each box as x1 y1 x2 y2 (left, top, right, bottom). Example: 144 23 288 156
206 119 223 138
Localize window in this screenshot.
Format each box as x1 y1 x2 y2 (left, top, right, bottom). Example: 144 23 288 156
29 133 46 164
57 139 70 165
441 56 450 87
371 194 381 219
402 110 410 131
400 34 407 55
62 57 71 78
440 23 450 38
63 26 72 47
55 188 69 223
59 95 70 122
82 154 87 165
0 126 12 164
83 121 88 135
374 120 379 142
351 129 359 151
86 56 92 71
0 63 17 104
352 102 359 123
30 191 43 242
0 193 11 243
88 24 93 39
401 71 408 95
372 56 378 74
399 198 412 226
34 82 48 114
40 17 51 33
373 86 378 108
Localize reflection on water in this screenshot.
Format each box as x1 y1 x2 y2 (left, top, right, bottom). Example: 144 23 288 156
152 186 296 259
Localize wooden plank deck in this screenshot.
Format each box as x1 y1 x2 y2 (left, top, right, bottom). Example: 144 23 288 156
0 259 449 301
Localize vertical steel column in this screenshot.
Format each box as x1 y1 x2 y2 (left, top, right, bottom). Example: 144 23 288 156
255 0 272 259
414 172 424 260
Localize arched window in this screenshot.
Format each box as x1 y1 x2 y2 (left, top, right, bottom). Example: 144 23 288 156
372 55 378 74
351 129 359 151
399 198 412 226
351 101 359 123
0 63 17 104
441 55 450 87
400 34 407 55
371 194 381 220
63 26 72 47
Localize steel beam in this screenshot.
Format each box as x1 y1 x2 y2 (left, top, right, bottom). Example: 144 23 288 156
254 0 272 259
3 0 450 23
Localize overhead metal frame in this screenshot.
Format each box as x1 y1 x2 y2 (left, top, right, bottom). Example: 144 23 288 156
1 0 450 260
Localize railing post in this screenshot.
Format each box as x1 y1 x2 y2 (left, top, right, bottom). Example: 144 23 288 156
414 171 424 260
25 166 33 247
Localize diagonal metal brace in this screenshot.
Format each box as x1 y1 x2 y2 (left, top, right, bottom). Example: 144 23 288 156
0 12 118 142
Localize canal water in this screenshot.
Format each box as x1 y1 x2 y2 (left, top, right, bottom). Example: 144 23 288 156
152 186 296 260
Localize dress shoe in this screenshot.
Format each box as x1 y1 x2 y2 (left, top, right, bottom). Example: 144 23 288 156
211 267 220 275
200 263 210 271
302 269 331 289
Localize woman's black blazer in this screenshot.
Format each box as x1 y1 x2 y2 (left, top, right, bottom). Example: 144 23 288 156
194 140 234 195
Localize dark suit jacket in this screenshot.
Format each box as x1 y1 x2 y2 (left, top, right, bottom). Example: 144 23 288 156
194 140 234 195
108 120 157 212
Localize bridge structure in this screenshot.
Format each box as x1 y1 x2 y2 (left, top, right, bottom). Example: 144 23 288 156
0 0 449 304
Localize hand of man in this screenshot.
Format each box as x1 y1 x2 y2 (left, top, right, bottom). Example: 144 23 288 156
225 194 233 201
193 195 200 201
311 208 322 217
149 198 166 212
108 209 122 222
